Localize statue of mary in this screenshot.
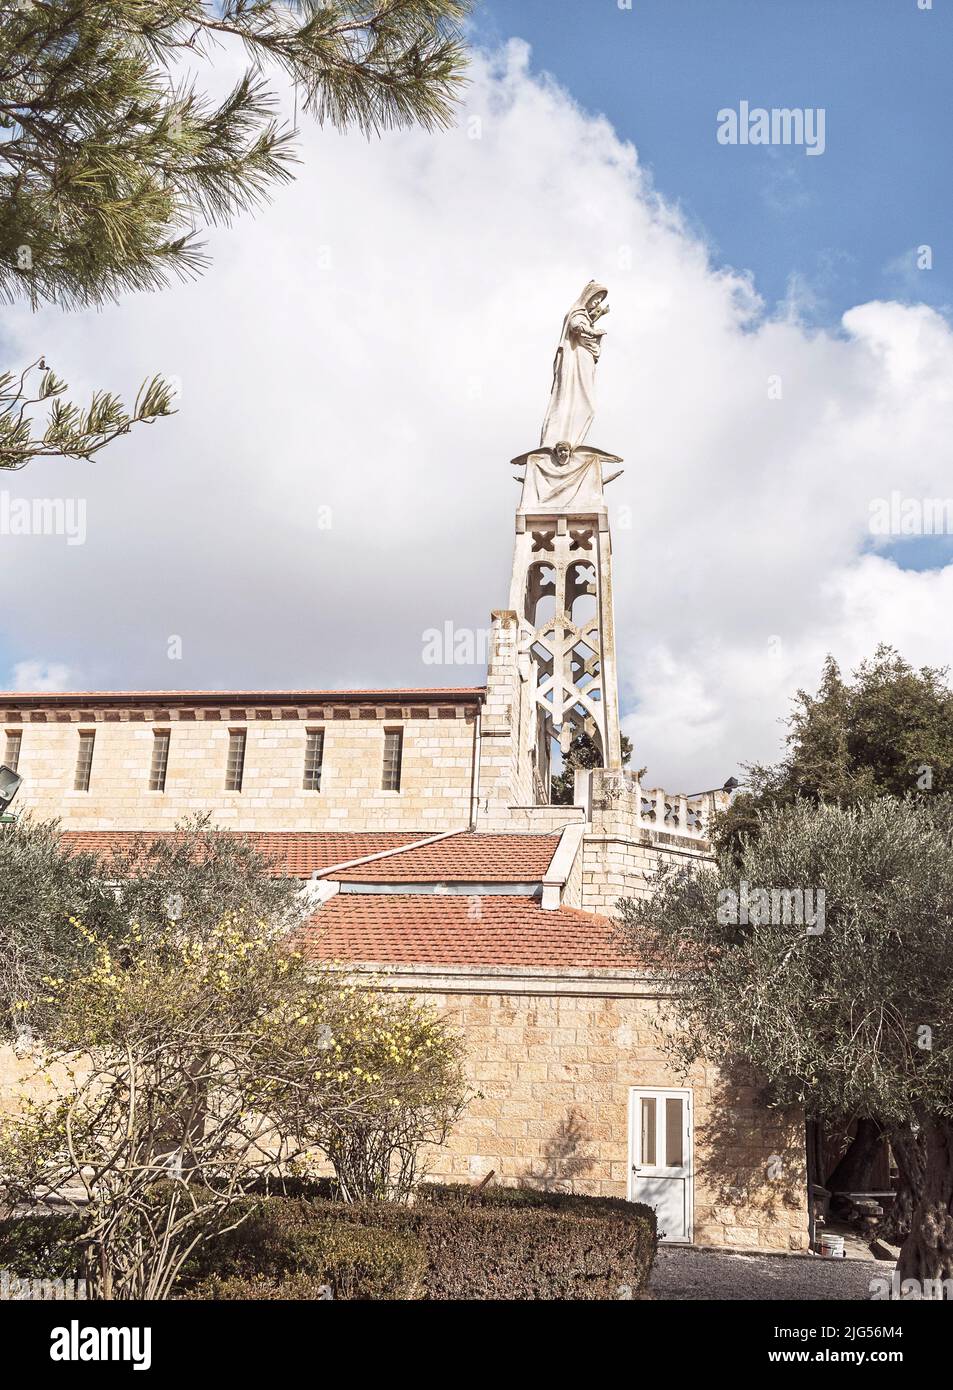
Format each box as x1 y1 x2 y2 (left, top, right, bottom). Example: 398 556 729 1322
539 281 609 449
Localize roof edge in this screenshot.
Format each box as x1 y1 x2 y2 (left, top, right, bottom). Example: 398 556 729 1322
0 688 486 709
314 961 666 998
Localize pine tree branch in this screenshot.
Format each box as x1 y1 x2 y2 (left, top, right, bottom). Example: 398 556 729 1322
0 360 177 469
0 0 472 309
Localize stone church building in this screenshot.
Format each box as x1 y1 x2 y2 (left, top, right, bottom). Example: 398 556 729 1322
1 287 809 1252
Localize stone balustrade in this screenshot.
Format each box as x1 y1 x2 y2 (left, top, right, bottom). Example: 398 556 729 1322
577 767 730 845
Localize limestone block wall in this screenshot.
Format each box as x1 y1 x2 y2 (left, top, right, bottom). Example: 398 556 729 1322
580 832 713 914
476 610 536 824
0 975 810 1255
479 804 583 835
0 1046 92 1119
3 699 480 832
394 969 809 1253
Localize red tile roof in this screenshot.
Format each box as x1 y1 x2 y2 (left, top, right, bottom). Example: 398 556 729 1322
59 829 564 884
299 894 632 970
326 832 561 883
59 830 426 879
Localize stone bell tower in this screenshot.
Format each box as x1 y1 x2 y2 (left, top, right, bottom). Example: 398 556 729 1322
508 439 624 793
479 281 625 814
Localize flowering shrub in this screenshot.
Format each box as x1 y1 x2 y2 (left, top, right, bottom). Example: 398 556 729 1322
0 910 467 1297
281 984 469 1202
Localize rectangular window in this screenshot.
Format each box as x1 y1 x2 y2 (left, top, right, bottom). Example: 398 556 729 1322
74 730 95 792
225 729 246 792
149 729 171 792
640 1096 657 1167
382 727 403 792
665 1097 684 1168
303 728 324 791
4 730 21 772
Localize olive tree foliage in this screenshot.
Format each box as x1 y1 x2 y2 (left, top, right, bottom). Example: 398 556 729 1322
710 645 953 1238
100 813 308 942
0 815 117 1043
1 0 471 466
0 813 305 1042
617 796 953 1294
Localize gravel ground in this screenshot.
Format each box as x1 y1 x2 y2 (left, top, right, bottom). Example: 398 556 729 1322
650 1246 886 1301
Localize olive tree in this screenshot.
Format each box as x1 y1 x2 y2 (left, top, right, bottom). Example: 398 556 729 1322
0 815 116 1042
618 797 953 1296
713 645 953 1231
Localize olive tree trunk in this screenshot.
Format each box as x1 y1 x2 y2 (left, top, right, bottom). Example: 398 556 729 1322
897 1119 953 1298
884 1126 927 1243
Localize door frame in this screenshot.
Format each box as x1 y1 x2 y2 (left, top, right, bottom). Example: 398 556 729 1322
627 1086 694 1244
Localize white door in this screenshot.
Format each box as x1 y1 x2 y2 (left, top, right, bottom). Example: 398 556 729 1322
628 1088 693 1243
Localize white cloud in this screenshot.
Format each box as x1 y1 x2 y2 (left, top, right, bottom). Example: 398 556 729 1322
1 39 952 791
10 661 74 693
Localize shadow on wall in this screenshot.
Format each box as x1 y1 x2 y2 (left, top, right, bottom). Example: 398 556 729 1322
695 1062 806 1220
522 1107 596 1192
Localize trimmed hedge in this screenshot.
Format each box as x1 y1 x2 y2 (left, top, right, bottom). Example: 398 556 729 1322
0 1196 425 1302
189 1272 336 1300
178 1197 425 1301
0 1184 658 1301
344 1185 658 1300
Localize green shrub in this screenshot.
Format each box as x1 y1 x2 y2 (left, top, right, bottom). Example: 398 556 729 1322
0 1213 84 1279
337 1185 658 1300
180 1197 425 1301
417 1181 641 1215
185 1272 335 1300
241 1175 342 1202
419 1204 654 1300
4 1183 656 1301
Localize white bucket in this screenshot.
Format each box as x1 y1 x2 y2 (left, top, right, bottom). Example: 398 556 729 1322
819 1234 846 1258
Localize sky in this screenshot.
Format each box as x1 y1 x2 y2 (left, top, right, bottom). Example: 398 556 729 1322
477 0 953 330
1 2 952 791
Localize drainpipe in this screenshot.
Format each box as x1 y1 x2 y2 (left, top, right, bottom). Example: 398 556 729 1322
469 706 482 830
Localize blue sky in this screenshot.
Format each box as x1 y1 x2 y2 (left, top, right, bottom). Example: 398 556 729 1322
476 0 952 328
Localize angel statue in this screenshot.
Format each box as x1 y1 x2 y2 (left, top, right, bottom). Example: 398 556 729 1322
540 280 609 449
